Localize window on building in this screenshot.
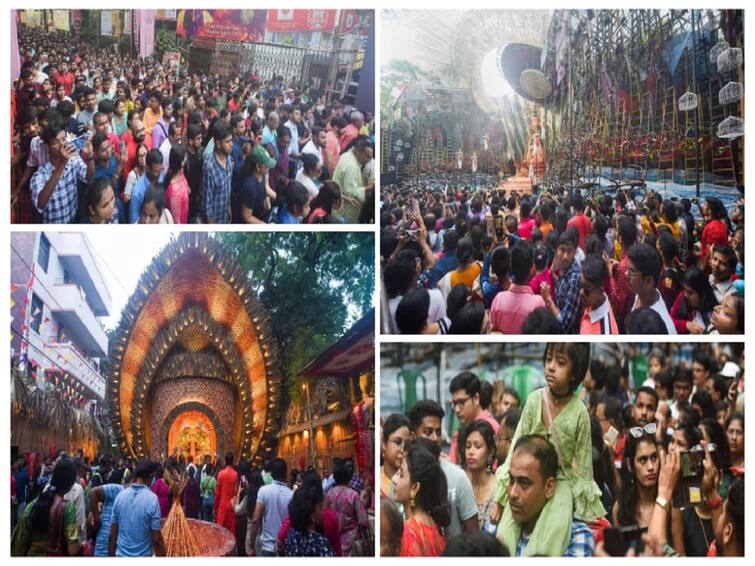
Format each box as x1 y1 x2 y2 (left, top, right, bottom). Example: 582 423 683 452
30 294 43 335
37 234 51 273
63 268 72 285
57 321 68 344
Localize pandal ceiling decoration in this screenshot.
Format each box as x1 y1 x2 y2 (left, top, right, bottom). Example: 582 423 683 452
108 233 282 464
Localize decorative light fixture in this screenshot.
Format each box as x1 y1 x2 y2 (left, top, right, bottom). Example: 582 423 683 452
678 91 698 112
717 116 744 139
718 81 744 105
717 47 743 73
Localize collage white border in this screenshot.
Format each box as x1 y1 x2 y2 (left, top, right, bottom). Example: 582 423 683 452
1 0 751 562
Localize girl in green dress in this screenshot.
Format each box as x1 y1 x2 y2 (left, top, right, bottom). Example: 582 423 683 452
491 343 605 555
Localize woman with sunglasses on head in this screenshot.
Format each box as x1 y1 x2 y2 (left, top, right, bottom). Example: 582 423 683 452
612 425 660 542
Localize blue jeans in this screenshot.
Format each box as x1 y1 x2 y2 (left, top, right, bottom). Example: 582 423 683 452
201 497 214 522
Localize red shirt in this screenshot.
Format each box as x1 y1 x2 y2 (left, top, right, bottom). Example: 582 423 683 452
567 212 592 250
52 70 75 95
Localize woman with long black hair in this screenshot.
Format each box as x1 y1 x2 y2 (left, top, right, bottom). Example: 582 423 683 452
394 439 451 556
11 458 81 556
670 267 718 334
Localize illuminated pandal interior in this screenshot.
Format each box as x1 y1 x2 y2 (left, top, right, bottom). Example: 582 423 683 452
108 233 281 465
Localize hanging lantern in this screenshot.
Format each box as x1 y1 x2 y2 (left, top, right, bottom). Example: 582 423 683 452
718 81 744 105
717 47 743 73
678 91 698 112
717 116 744 140
709 40 729 65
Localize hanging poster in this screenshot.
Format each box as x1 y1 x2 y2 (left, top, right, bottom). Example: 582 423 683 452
52 10 69 32
266 10 337 33
177 10 266 42
101 11 113 36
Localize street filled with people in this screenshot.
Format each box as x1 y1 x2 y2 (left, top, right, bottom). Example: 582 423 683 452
12 25 375 224
12 450 373 557
381 180 744 334
380 343 744 557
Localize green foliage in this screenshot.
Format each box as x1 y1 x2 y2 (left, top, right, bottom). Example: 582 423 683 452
215 232 374 396
79 10 99 45
380 59 447 122
153 28 178 61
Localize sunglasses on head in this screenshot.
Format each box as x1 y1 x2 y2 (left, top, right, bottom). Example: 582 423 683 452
628 422 657 438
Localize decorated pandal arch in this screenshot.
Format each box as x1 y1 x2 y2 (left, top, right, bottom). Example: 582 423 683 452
108 233 283 466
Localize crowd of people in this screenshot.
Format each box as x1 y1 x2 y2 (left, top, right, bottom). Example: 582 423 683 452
380 343 745 557
381 181 744 334
11 449 372 557
12 26 375 224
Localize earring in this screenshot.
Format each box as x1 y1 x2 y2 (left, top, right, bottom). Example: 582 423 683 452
409 494 416 512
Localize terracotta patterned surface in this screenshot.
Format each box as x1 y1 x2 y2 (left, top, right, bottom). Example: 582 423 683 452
150 377 235 458
110 234 281 464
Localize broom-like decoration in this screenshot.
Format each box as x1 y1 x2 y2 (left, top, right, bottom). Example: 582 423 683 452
161 467 201 557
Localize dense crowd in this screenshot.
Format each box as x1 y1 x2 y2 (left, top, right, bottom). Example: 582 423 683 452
380 343 745 557
12 26 375 224
11 450 373 557
381 180 744 334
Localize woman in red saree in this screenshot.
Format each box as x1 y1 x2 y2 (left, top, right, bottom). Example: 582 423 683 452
394 440 450 557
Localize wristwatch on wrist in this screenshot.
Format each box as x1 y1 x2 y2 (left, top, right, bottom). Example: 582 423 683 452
655 495 670 511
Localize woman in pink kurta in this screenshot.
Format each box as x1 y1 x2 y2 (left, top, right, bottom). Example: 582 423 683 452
152 468 171 518
165 145 190 223
213 458 238 543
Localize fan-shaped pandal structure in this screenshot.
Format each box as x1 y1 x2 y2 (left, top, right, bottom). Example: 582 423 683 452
108 233 281 465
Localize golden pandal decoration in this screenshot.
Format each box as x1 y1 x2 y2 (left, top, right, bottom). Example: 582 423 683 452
161 469 200 557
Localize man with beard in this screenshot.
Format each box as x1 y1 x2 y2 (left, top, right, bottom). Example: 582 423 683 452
184 122 204 221
302 125 327 173
121 116 152 179
203 122 234 224
632 386 658 428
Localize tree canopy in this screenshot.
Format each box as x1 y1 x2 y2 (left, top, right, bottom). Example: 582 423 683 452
216 232 374 400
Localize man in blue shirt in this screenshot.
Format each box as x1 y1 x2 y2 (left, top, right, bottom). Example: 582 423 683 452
203 122 234 224
129 149 165 223
109 460 165 556
420 230 460 289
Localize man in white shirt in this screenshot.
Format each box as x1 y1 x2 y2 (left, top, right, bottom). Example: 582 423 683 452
709 244 737 303
301 125 327 169
627 243 677 334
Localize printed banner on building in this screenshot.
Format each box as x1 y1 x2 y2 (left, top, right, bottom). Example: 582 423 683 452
52 10 69 32
177 10 266 42
266 10 337 33
21 10 43 29
137 10 156 57
156 10 177 21
162 51 180 70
